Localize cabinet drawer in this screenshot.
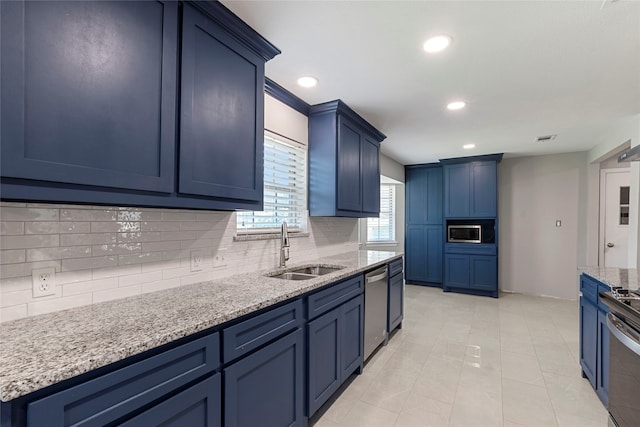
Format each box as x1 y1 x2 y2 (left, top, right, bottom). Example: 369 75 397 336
445 243 497 255
28 334 219 427
223 299 303 363
307 275 363 320
598 283 611 309
389 258 403 277
580 274 599 304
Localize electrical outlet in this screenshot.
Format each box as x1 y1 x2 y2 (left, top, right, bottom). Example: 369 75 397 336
190 250 204 272
213 248 227 268
32 267 56 298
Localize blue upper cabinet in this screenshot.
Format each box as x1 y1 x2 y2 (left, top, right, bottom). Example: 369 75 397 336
0 1 280 211
179 3 262 204
0 0 178 193
442 154 502 218
308 100 386 217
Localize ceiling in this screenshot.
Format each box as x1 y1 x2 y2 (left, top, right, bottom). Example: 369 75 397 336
222 0 640 165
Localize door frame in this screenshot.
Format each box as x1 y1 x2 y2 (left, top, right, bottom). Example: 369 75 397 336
599 168 630 266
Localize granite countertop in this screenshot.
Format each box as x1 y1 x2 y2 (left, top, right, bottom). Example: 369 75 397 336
579 266 640 290
0 250 402 402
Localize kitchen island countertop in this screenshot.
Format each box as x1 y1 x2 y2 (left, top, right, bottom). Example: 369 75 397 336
579 265 639 291
0 250 402 402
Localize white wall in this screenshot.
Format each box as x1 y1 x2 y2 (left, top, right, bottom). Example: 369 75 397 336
499 152 588 300
0 96 360 322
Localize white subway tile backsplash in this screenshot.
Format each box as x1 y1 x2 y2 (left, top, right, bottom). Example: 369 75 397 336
1 250 26 265
0 202 359 321
62 256 118 272
28 294 93 317
92 264 142 280
0 234 59 250
61 233 117 246
0 207 59 221
93 284 141 304
0 304 28 322
1 221 25 235
141 221 181 232
118 271 163 287
118 252 163 266
63 277 118 297
61 208 117 221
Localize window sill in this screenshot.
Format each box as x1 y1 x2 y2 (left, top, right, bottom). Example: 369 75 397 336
365 241 398 247
233 232 310 242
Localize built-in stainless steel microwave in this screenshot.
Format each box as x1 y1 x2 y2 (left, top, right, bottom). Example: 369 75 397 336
447 225 482 243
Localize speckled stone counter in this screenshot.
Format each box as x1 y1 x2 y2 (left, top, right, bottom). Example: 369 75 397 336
0 250 402 402
579 266 640 291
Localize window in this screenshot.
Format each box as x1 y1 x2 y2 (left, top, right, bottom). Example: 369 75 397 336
367 184 395 242
237 132 307 232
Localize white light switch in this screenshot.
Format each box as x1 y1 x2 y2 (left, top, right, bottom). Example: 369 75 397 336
556 220 562 227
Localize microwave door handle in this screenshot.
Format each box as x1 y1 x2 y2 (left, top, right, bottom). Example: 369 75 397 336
607 313 640 357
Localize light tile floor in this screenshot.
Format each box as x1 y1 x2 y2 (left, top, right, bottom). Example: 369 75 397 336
311 285 609 427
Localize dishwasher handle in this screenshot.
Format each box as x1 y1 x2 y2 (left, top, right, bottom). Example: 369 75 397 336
366 269 387 284
607 312 640 357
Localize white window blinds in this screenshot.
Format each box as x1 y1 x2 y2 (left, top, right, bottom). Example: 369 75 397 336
367 184 395 242
237 133 307 232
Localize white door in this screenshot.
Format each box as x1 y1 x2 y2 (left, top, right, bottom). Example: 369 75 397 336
600 169 631 267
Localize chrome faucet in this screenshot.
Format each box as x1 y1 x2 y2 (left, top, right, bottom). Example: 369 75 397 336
280 221 290 268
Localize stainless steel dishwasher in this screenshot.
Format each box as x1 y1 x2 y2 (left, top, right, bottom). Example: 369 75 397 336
364 266 388 361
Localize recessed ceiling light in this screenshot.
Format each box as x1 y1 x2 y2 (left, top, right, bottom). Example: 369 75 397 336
447 101 466 110
423 35 453 53
463 144 475 150
297 76 318 88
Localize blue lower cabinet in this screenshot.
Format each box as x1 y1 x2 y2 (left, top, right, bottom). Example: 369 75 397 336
27 335 219 427
596 307 609 406
444 254 470 288
307 309 341 415
405 225 443 285
388 272 403 332
307 295 364 417
470 256 497 292
224 329 305 427
444 253 497 297
580 296 597 387
340 295 364 380
119 374 221 427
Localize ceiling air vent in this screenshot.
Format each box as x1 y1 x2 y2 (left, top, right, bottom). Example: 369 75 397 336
536 135 557 143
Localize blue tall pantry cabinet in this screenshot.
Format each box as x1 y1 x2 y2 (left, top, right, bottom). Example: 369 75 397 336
404 165 444 286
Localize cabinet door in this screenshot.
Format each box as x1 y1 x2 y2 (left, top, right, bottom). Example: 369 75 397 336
119 374 221 427
388 273 403 332
225 329 304 427
470 161 497 217
341 295 364 380
580 296 597 387
307 309 341 416
406 167 443 225
597 307 610 406
1 1 177 193
444 254 470 289
361 136 380 214
444 164 470 217
469 255 497 292
336 116 363 212
405 225 443 284
180 4 263 203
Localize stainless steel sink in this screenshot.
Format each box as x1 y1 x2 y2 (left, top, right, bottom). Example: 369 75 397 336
267 265 344 280
269 272 317 281
289 265 343 276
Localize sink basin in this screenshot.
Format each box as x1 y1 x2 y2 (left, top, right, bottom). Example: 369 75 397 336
267 265 344 281
289 265 344 276
269 272 317 281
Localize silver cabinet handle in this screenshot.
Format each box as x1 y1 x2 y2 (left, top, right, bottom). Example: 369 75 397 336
607 242 615 248
607 313 640 357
